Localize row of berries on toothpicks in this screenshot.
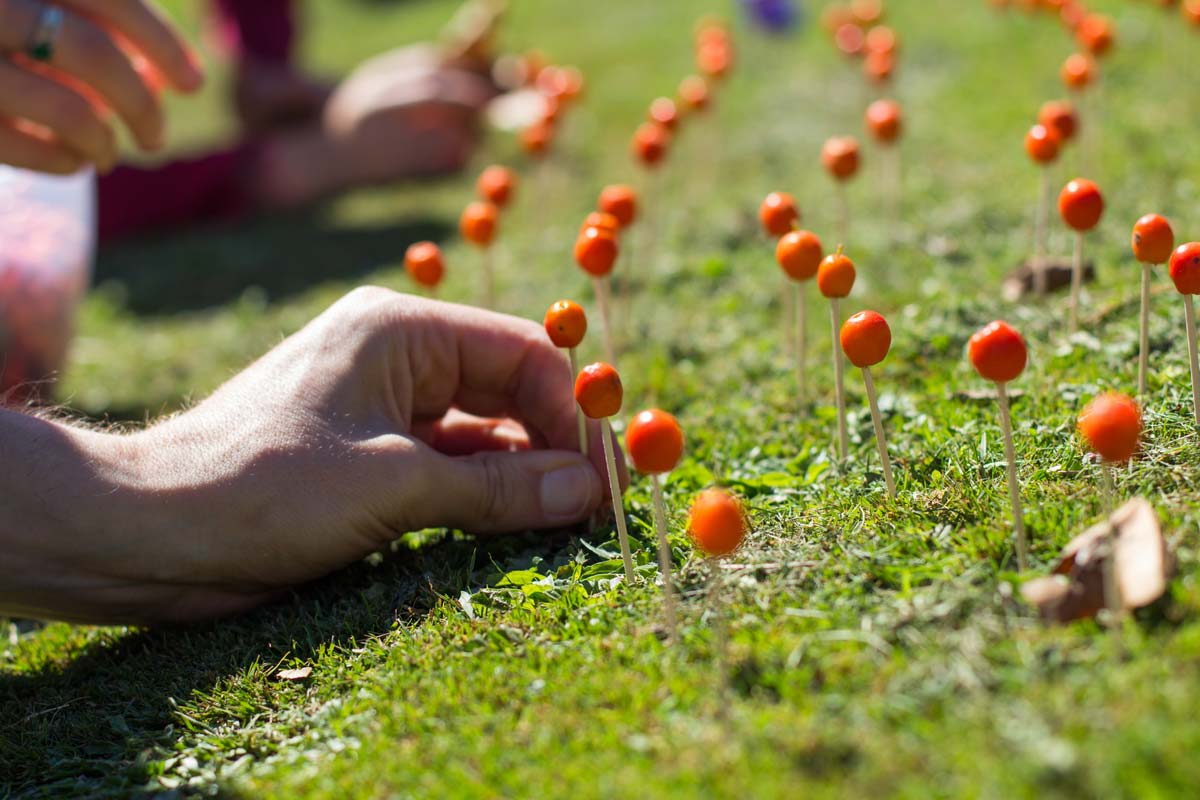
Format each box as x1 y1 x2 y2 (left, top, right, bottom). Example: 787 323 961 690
400 164 518 304
544 295 747 642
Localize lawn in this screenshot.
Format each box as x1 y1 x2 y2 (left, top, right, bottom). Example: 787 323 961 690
5 0 1200 796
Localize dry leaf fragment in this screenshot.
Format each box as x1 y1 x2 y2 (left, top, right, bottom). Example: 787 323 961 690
1002 259 1094 301
1021 498 1170 624
276 667 313 681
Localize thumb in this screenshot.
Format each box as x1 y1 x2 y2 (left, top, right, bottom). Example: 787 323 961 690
403 447 604 533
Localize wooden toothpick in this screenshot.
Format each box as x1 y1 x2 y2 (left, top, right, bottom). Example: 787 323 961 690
1139 263 1152 397
830 297 848 460
862 367 896 499
592 276 616 366
600 417 635 583
650 474 678 642
996 381 1027 571
795 281 807 406
1184 295 1200 427
1033 167 1050 294
1069 230 1084 334
568 347 587 457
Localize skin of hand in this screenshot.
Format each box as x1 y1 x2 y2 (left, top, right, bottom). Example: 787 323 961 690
252 46 498 207
0 0 204 173
0 288 625 625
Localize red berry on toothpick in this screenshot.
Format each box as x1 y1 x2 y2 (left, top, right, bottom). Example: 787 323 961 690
968 320 1029 569
627 408 686 640
575 226 619 364
1170 242 1200 427
461 201 500 308
1131 214 1175 397
818 247 857 461
575 362 635 582
598 185 638 229
688 488 747 558
822 136 860 243
1058 178 1105 333
776 230 824 404
476 165 517 208
404 241 445 292
759 191 799 237
545 300 589 456
840 310 896 497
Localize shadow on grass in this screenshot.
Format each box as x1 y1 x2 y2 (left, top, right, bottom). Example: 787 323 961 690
95 205 451 316
0 528 578 797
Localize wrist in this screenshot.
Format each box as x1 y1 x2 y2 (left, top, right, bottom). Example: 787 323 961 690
0 410 155 620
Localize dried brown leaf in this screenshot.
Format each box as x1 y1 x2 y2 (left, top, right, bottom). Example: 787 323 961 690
1021 498 1170 624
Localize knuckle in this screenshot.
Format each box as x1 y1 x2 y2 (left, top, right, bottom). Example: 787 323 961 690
477 455 514 525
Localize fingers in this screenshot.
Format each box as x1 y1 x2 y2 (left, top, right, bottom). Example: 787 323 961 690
0 0 167 150
58 0 204 92
413 410 531 456
401 444 603 534
338 290 580 452
0 60 116 169
0 116 83 173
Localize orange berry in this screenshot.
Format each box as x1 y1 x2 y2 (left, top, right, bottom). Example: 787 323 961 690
817 249 856 298
404 241 445 288
632 121 671 167
834 23 865 56
821 136 860 181
1061 52 1095 90
581 211 621 235
1185 0 1200 26
840 310 891 368
688 488 747 557
1060 1 1086 30
697 40 733 79
1077 14 1115 57
1078 392 1141 463
851 0 884 26
1169 243 1200 295
648 97 680 131
864 49 895 84
574 226 619 277
776 230 824 282
865 99 902 143
1058 178 1104 232
460 201 498 247
865 25 897 56
476 165 517 208
626 409 685 474
574 361 623 419
521 121 553 156
544 300 587 349
968 320 1027 383
1131 214 1175 265
759 191 800 237
1024 123 1060 164
598 185 638 228
678 75 711 112
1038 100 1078 142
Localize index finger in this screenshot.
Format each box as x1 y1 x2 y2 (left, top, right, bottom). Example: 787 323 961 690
59 0 203 92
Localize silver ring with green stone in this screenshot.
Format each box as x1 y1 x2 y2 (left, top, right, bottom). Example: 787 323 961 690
26 5 64 63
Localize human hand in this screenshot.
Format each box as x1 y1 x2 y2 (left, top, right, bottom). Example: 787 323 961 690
0 289 622 624
0 0 203 173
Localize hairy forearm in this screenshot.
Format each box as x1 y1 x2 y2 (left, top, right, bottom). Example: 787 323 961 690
0 409 147 620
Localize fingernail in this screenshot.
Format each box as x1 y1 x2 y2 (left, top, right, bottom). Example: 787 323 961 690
540 464 597 522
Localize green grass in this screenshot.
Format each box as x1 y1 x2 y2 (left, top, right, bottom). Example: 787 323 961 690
6 0 1200 796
